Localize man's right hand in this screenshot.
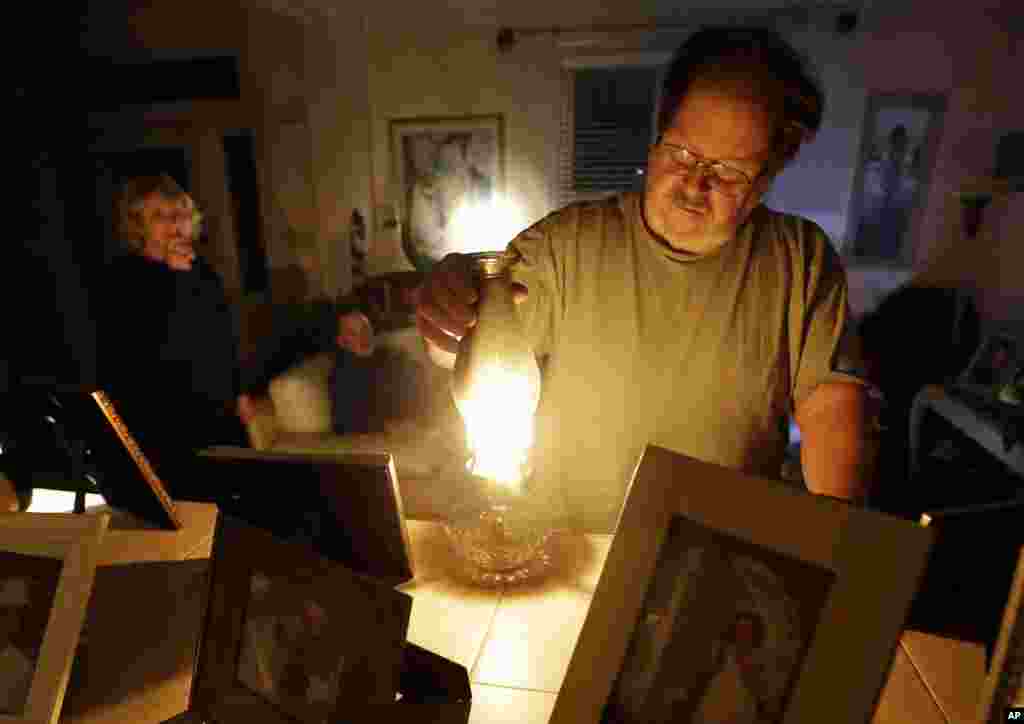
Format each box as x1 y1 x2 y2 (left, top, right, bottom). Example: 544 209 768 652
414 252 527 367
414 254 479 357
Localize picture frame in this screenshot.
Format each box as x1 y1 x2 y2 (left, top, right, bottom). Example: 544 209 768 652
0 511 109 724
845 93 947 267
978 529 1024 722
190 515 413 724
11 384 182 529
390 114 504 272
910 499 1024 658
956 333 1020 398
550 445 934 724
196 447 415 586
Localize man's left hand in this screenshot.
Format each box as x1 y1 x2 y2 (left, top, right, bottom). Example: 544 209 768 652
337 311 375 357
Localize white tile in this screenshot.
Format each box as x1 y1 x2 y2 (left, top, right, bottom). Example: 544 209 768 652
474 585 591 692
469 684 556 724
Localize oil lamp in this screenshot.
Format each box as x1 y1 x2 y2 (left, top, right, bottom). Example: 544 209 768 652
442 250 556 585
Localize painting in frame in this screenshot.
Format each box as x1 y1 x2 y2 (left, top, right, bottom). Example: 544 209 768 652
0 512 109 724
390 114 504 272
190 515 412 723
550 445 934 724
845 93 947 267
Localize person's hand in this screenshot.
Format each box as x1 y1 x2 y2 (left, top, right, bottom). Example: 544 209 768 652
414 253 528 358
0 474 20 512
164 241 197 271
337 311 375 357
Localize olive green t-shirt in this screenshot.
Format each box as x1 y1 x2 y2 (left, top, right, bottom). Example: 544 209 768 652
507 191 866 533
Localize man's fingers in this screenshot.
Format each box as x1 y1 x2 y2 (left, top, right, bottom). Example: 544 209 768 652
512 282 529 305
431 281 477 329
416 309 460 355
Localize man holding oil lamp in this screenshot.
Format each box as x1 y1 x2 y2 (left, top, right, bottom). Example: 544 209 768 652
416 27 871 533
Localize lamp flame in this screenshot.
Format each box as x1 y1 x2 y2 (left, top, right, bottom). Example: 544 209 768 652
458 364 537 490
446 196 528 255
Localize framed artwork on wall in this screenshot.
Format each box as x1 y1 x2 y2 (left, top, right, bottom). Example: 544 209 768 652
550 446 934 724
390 114 504 272
845 93 947 267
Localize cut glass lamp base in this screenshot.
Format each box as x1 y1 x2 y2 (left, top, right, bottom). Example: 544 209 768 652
443 503 556 586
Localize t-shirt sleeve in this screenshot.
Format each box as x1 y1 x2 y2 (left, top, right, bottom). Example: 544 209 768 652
505 214 566 361
788 220 871 410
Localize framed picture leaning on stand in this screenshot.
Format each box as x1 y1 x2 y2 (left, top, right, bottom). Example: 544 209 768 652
550 446 935 724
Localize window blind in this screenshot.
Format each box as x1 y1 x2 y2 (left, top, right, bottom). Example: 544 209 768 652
560 64 662 205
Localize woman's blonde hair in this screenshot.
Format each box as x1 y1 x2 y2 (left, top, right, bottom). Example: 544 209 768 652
115 173 203 255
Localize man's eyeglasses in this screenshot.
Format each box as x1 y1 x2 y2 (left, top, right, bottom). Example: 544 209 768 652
652 139 757 196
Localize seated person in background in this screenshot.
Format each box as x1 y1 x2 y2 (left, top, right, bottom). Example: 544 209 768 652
95 174 367 499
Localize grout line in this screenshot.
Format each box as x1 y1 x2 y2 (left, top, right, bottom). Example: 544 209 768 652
469 583 507 683
899 638 953 724
471 682 559 695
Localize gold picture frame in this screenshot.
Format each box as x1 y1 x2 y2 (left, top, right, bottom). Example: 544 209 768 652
551 445 934 724
0 512 109 724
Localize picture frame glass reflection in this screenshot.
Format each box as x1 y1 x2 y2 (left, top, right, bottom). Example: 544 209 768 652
236 570 349 724
603 516 835 724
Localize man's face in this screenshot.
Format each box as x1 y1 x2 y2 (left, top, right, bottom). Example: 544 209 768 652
643 77 776 255
140 193 196 272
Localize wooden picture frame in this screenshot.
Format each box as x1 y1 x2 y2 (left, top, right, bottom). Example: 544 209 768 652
845 93 946 267
551 445 934 724
197 447 414 585
190 515 413 724
0 512 109 724
390 114 504 272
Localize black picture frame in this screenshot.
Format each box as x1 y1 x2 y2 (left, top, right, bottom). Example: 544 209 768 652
189 515 412 724
196 447 415 586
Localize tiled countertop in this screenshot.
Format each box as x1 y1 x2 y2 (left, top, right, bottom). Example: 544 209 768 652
398 521 988 724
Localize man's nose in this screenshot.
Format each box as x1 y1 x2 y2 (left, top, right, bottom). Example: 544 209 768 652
678 168 712 196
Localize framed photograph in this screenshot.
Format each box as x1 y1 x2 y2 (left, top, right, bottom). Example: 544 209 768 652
11 384 182 529
190 515 412 723
0 512 108 724
845 93 947 266
957 333 1020 396
197 447 414 585
550 445 934 724
390 114 504 272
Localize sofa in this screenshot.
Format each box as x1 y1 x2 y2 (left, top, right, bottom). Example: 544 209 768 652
239 325 471 520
